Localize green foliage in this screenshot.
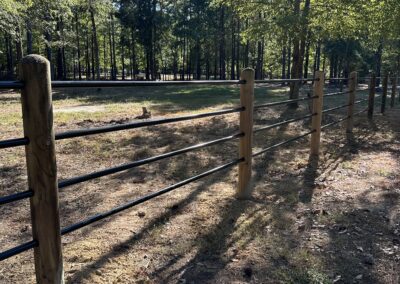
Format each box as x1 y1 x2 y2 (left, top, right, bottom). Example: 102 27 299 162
0 0 399 80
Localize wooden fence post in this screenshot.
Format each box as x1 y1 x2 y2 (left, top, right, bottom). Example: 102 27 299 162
368 73 376 118
19 55 64 283
310 71 324 156
391 75 397 107
237 68 255 199
346 71 358 133
381 73 388 114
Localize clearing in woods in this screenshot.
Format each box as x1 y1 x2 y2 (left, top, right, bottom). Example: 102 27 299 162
0 84 399 283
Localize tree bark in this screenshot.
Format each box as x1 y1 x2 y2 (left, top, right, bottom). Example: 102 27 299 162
89 3 100 79
26 20 33 54
75 12 82 80
219 6 226 79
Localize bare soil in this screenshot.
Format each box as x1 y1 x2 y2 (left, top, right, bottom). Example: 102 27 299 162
0 85 399 283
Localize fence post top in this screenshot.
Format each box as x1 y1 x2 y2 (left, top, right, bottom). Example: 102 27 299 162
241 68 255 76
20 54 49 65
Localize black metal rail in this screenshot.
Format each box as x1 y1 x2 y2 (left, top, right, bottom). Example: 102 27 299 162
322 103 351 114
353 108 368 116
252 130 316 158
324 90 350 98
255 78 316 84
253 113 316 134
59 132 243 189
0 240 38 261
61 157 243 235
0 81 24 90
0 190 33 206
51 80 245 88
55 107 244 140
321 116 350 130
0 137 29 149
254 96 318 110
354 98 369 105
325 78 352 81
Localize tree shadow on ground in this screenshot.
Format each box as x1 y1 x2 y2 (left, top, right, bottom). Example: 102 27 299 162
60 91 398 283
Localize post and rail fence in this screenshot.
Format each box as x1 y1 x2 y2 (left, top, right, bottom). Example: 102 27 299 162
0 55 398 283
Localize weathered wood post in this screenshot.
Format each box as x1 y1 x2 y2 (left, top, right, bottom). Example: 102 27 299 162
381 73 388 114
346 71 358 133
368 73 376 118
391 75 397 107
237 68 255 199
20 55 64 284
310 71 324 156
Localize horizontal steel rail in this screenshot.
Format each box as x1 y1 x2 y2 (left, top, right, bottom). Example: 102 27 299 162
252 129 316 158
325 78 352 81
254 96 318 110
51 80 245 88
55 107 244 140
255 78 316 84
61 157 243 235
359 77 382 80
0 137 29 149
321 116 350 130
353 108 368 116
0 81 24 90
322 103 351 114
324 90 350 98
59 132 243 188
0 240 38 261
0 190 33 206
354 98 369 105
253 113 316 134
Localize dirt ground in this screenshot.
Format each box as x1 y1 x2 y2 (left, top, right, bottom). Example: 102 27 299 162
0 84 399 283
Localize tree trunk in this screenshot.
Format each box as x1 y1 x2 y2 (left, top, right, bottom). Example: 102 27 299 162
230 16 235 80
56 18 64 80
287 42 291 80
196 39 201 80
121 35 125 80
375 40 383 87
85 26 91 79
26 20 33 54
5 34 14 79
303 34 311 78
44 30 53 79
89 4 100 79
75 12 82 80
289 0 310 105
236 19 240 79
281 43 286 80
109 13 117 80
219 6 226 79
131 28 136 79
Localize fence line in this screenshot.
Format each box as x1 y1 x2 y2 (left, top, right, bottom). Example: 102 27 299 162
0 54 398 283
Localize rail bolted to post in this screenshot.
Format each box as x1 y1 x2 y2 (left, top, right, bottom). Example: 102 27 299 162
310 71 324 156
237 68 255 199
368 73 376 118
346 71 358 133
381 73 388 114
391 75 397 107
20 55 64 283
